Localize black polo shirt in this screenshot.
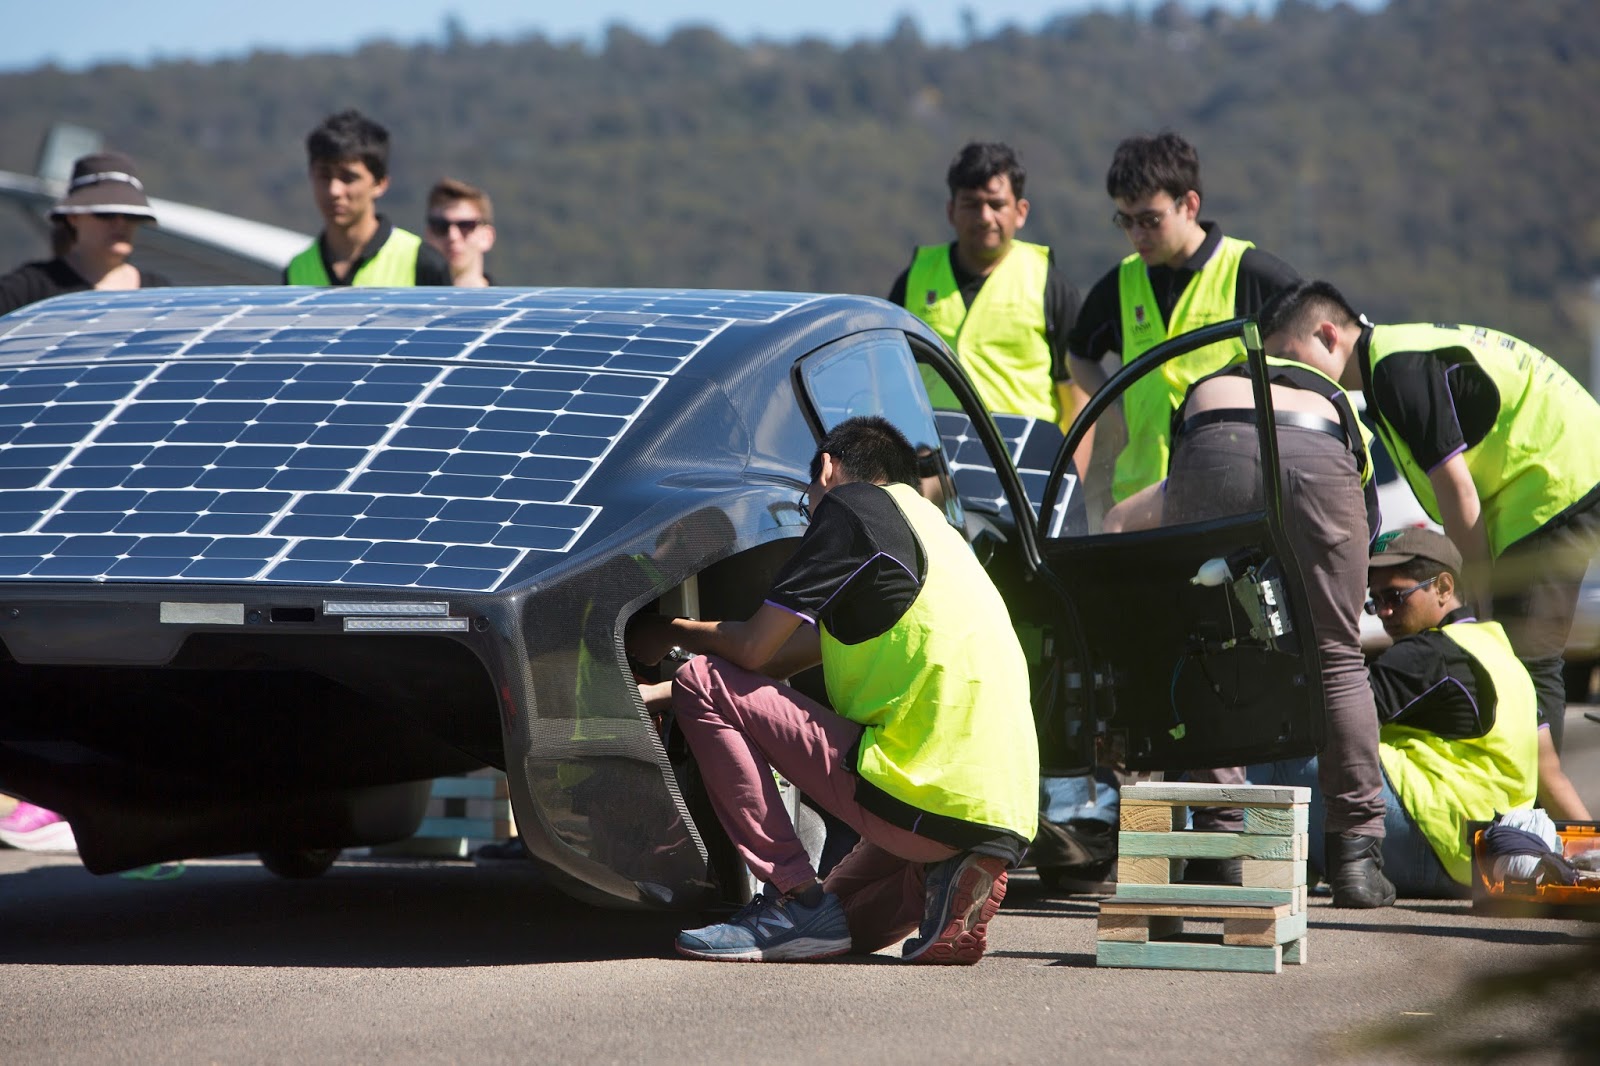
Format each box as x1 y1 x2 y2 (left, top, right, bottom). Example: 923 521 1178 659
1068 223 1299 363
1354 325 1502 475
1368 606 1496 739
281 214 452 286
888 243 1081 383
1 258 172 317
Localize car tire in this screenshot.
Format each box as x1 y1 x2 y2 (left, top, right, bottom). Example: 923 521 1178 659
258 847 341 879
1563 660 1597 705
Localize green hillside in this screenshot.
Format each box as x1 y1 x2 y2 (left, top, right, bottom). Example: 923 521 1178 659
2 0 1597 370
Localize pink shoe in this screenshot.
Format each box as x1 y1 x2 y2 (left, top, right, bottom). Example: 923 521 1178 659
0 801 78 852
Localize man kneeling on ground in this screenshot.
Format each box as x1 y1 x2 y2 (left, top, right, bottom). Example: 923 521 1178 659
628 416 1039 963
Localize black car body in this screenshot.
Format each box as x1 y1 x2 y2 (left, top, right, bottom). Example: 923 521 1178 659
0 286 1326 906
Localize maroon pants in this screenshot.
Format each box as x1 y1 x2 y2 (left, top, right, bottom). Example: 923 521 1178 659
672 654 958 951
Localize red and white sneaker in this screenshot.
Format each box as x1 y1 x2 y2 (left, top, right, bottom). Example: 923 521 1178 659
0 802 77 852
901 853 1008 965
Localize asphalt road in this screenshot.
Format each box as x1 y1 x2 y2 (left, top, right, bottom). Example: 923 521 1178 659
3 709 1597 1066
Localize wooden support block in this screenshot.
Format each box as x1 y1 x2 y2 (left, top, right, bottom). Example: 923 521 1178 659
1284 937 1308 966
1120 831 1298 861
1121 782 1310 807
1097 913 1185 943
1241 859 1306 889
1117 855 1176 885
1243 806 1309 836
1113 883 1296 908
1222 910 1308 947
1294 884 1308 912
1100 900 1290 921
1096 938 1283 974
1121 804 1184 832
1292 832 1307 861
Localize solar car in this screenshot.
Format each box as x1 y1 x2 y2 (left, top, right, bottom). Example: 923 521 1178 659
0 287 1326 907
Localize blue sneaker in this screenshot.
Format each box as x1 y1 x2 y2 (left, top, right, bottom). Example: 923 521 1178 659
901 853 1008 965
676 887 852 962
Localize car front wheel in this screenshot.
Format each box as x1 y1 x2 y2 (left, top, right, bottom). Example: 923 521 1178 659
258 847 341 879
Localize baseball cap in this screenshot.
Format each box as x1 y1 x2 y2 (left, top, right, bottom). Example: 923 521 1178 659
1369 528 1462 572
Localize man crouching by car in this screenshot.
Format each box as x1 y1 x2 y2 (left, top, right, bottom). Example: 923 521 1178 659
627 416 1039 963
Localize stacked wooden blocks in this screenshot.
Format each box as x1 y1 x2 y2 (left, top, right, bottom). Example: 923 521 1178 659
1096 781 1311 974
372 768 514 858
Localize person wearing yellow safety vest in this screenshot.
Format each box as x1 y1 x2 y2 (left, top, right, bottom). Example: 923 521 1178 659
283 110 451 288
1067 131 1300 504
627 416 1037 964
1258 280 1596 826
1107 355 1396 908
1362 528 1538 896
889 142 1090 478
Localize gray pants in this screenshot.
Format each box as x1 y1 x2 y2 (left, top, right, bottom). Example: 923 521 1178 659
1162 422 1386 838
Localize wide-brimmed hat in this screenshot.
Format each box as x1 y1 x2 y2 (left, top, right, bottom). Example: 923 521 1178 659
50 151 156 221
1369 527 1462 573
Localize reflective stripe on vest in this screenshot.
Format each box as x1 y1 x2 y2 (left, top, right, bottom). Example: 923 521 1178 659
1113 235 1251 501
1366 323 1600 554
904 241 1057 422
1378 619 1538 884
285 227 423 287
819 482 1039 842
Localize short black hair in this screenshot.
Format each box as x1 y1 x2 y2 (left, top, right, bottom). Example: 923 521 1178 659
1105 131 1200 204
810 416 918 488
946 142 1026 200
1257 280 1362 342
306 109 391 181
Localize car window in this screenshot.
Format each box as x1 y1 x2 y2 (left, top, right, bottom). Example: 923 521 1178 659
798 330 962 527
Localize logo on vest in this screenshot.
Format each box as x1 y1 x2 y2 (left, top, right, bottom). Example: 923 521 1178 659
1133 304 1150 330
925 289 938 308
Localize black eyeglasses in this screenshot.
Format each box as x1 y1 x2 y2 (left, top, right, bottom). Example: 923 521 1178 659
426 216 484 237
1112 201 1181 232
1364 575 1440 615
796 491 811 522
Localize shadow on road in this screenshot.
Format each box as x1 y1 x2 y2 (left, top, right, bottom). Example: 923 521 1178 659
0 859 691 968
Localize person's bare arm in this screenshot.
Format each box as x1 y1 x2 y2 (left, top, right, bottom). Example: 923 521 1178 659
626 602 803 675
758 623 822 680
1057 379 1096 487
1103 480 1164 533
1428 455 1492 610
1536 729 1593 820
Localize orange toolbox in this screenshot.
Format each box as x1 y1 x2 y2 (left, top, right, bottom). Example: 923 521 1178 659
1469 820 1600 919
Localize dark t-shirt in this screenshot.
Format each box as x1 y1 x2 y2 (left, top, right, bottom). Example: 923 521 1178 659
1368 607 1497 739
1067 223 1300 363
0 258 173 317
1356 326 1501 474
281 214 452 286
888 243 1081 382
765 481 924 646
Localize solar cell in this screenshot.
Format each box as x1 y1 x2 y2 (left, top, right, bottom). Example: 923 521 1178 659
0 287 821 591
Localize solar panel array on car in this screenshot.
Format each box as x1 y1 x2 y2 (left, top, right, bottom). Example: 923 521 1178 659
0 287 819 591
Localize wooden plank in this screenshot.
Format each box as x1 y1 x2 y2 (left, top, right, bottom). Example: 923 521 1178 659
1223 910 1308 947
1119 831 1298 861
429 776 507 800
1243 806 1309 836
1294 884 1308 912
1101 900 1290 921
1113 883 1296 907
1241 859 1306 889
415 816 508 839
1292 832 1307 862
1117 855 1175 885
1121 804 1183 832
1096 939 1283 974
1122 782 1310 806
1284 937 1308 966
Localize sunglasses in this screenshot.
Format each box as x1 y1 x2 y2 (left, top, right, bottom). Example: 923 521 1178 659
426 216 485 237
796 490 811 522
1363 575 1440 615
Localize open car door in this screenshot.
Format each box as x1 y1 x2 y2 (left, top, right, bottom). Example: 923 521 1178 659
1026 319 1330 775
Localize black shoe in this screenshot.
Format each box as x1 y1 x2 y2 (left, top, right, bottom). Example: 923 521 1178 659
1181 857 1242 885
1325 833 1396 908
1029 819 1116 892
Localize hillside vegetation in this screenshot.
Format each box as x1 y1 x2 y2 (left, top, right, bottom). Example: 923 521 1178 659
2 0 1597 370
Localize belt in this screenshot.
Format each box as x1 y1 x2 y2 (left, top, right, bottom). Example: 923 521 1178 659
1176 407 1348 446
